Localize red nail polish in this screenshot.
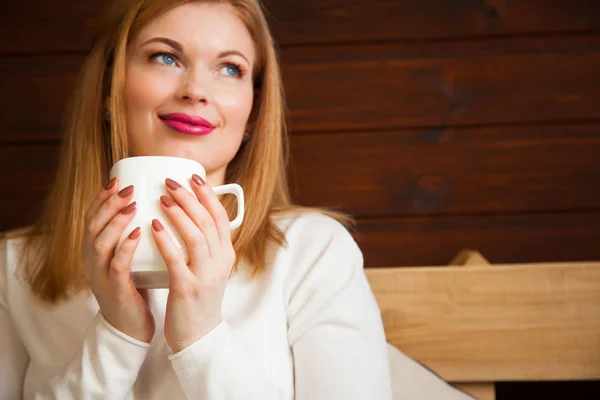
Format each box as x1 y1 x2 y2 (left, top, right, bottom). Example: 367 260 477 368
165 178 181 191
152 219 164 231
128 227 141 240
160 195 175 208
192 174 205 186
118 185 134 198
105 177 116 190
121 202 137 215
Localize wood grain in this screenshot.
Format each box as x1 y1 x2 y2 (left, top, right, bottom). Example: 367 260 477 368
0 55 83 142
281 39 600 131
454 383 495 400
262 0 600 45
365 262 600 381
0 145 60 230
2 0 600 53
2 34 600 140
290 123 600 217
2 123 600 221
356 212 600 267
0 139 599 267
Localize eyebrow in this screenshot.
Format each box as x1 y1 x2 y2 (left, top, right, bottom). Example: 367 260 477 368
142 37 251 65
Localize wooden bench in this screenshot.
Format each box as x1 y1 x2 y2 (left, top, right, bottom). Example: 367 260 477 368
365 252 600 400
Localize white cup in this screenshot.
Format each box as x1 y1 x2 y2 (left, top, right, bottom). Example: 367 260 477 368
109 156 244 288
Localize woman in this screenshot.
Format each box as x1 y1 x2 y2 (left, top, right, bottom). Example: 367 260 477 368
0 0 392 398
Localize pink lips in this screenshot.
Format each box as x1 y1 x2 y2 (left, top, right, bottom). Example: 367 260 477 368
159 113 216 136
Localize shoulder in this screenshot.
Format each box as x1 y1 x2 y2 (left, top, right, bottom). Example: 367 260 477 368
0 229 30 307
269 210 364 293
0 229 29 274
273 210 360 259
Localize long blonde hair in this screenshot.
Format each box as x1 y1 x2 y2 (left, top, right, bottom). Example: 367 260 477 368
19 0 347 303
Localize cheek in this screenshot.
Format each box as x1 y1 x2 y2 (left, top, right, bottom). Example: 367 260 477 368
216 87 254 126
124 68 173 113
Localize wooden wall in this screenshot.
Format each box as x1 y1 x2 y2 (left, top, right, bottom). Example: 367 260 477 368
2 0 600 399
3 0 600 269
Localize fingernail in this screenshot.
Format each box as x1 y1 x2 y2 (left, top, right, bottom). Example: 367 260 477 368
152 219 164 231
192 174 205 186
160 195 175 208
128 227 141 240
165 178 181 191
118 185 134 198
105 177 116 190
121 202 137 215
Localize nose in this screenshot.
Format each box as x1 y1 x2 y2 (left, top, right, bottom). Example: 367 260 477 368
178 69 210 104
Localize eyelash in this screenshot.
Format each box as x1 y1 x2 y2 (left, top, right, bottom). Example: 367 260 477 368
147 50 246 79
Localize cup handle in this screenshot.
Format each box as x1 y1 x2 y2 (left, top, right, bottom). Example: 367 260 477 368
212 184 244 230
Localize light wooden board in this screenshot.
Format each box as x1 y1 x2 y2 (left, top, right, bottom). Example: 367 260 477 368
455 383 495 400
366 262 600 382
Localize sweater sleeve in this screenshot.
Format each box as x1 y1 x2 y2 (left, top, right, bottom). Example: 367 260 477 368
31 313 152 399
168 320 285 399
0 237 30 399
285 219 393 400
0 290 29 399
0 237 152 400
168 215 392 399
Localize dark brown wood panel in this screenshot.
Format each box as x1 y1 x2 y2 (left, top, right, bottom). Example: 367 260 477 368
290 123 600 217
1 124 600 226
2 35 600 142
282 41 600 131
3 0 600 53
356 211 600 268
263 0 600 45
0 145 60 230
2 0 106 54
0 56 84 142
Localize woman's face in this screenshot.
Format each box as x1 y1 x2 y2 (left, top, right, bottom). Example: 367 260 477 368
123 2 255 185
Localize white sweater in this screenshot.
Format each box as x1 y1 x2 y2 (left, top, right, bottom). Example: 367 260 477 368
0 212 393 400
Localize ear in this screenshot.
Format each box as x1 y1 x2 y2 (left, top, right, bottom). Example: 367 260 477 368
245 120 256 134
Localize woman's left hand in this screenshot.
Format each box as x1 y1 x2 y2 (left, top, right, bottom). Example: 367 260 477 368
152 175 236 353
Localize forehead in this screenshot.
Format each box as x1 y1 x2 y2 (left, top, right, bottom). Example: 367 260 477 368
132 2 256 63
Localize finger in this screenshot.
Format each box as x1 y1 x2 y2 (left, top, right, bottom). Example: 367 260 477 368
159 195 211 266
190 174 232 246
93 201 137 262
164 178 221 253
150 219 193 282
109 226 141 290
87 177 119 215
85 178 118 232
87 184 135 238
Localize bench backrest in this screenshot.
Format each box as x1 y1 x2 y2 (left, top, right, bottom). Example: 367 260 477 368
365 261 600 399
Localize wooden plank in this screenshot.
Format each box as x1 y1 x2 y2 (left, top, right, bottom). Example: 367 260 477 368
0 56 84 142
454 383 495 400
356 212 600 268
262 0 600 45
449 250 491 267
0 0 106 54
365 262 600 381
0 142 599 267
2 36 600 140
1 124 600 219
2 0 600 53
290 123 600 216
281 40 600 131
0 145 60 229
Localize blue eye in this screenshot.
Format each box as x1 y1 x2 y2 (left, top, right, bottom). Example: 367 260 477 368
152 52 177 66
220 64 242 78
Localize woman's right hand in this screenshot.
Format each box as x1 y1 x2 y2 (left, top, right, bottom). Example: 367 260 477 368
82 177 155 343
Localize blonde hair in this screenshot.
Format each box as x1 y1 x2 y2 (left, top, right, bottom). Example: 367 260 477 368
18 0 349 302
